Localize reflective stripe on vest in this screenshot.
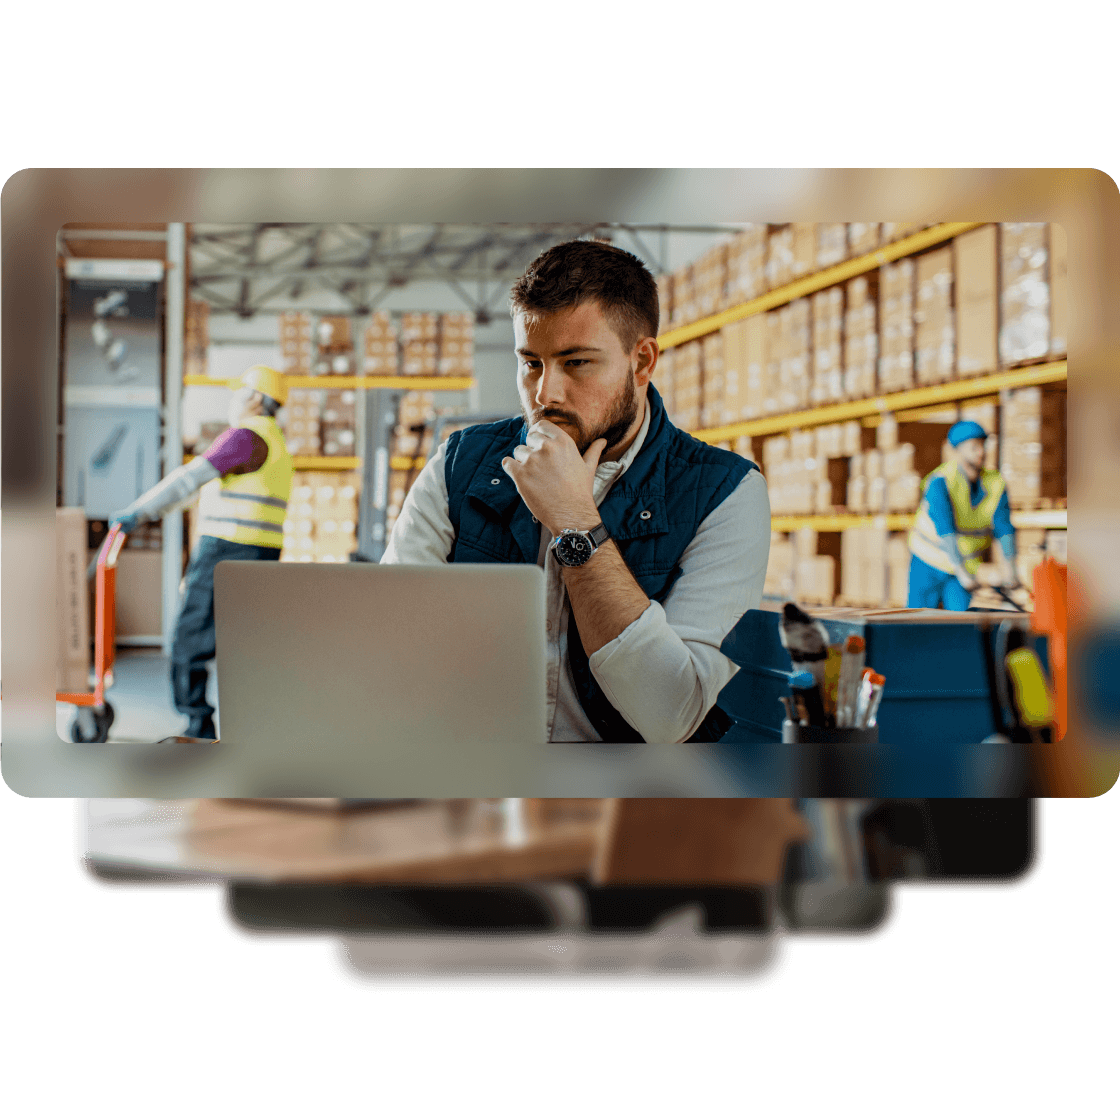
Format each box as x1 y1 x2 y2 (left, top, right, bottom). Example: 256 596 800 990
907 461 1004 576
197 415 293 548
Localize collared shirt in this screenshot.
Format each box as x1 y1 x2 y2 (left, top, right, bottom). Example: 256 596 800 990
381 402 771 743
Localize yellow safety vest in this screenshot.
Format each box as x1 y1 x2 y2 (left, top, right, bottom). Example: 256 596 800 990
907 461 1005 577
197 415 293 548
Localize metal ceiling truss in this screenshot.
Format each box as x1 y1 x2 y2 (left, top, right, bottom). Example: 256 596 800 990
189 222 741 320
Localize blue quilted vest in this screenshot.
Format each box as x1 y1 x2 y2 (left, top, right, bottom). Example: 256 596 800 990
444 383 757 742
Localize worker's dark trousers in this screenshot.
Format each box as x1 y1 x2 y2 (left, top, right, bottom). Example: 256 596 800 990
170 535 281 733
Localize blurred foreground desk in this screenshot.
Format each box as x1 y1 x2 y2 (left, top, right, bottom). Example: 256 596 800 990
86 799 604 884
86 797 808 886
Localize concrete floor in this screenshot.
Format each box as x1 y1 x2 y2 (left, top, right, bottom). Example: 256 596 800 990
55 647 219 743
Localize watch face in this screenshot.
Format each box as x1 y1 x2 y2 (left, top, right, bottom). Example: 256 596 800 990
555 532 593 566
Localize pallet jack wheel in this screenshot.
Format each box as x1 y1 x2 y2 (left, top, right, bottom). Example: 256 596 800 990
70 701 115 743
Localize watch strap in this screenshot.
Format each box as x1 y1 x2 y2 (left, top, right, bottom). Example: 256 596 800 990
587 522 610 548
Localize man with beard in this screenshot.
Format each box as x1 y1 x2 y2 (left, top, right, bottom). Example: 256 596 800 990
383 239 771 744
381 241 784 937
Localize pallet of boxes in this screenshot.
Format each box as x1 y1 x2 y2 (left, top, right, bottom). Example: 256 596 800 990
384 312 475 539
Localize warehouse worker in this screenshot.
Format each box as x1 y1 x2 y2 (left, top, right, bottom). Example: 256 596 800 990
111 365 293 740
906 419 1020 611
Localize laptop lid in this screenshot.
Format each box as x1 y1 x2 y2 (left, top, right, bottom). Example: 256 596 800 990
212 562 547 786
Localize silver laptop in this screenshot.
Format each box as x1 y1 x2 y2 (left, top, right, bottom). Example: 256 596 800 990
211 562 547 793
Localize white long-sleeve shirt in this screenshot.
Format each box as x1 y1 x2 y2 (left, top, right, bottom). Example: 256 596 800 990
381 403 771 743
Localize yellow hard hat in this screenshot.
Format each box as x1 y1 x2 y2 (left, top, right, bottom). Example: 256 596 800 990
241 364 288 406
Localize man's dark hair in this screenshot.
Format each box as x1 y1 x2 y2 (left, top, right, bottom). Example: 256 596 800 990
257 392 281 417
508 240 659 352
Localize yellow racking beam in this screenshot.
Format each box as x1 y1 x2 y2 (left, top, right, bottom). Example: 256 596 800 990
657 222 985 351
692 361 1066 444
293 456 428 472
861 394 1003 426
292 456 361 471
184 375 475 391
769 509 1066 533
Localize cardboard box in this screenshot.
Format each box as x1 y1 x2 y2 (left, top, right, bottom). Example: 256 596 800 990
1000 223 1050 365
1049 224 1068 356
57 509 91 692
114 549 163 638
816 224 848 268
847 223 880 256
316 316 353 352
954 224 998 375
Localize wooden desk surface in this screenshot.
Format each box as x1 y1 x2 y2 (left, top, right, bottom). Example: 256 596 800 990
87 798 606 885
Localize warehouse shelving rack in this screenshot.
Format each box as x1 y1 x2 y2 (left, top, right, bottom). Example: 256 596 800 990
653 220 1068 605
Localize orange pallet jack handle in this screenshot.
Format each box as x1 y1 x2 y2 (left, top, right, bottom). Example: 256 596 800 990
56 524 127 708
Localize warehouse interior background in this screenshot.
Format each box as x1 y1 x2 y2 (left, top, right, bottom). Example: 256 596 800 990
54 218 1067 743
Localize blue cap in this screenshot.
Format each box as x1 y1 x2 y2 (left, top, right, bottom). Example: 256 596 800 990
948 420 987 446
790 670 816 689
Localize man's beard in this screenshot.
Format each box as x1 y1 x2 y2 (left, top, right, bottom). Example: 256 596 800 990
523 368 639 455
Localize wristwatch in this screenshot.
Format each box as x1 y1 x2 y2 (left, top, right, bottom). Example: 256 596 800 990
550 522 611 568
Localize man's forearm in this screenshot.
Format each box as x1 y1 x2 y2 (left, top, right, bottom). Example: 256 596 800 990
561 541 650 656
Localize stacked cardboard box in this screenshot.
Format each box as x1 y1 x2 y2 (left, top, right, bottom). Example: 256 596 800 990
320 388 357 457
742 316 768 420
670 264 695 327
764 532 796 601
842 275 878 399
315 316 354 375
883 445 921 512
692 242 727 319
671 340 703 430
281 471 360 563
362 311 397 374
816 224 848 269
886 534 911 607
766 226 794 290
400 313 439 376
810 287 844 406
279 312 313 375
654 345 675 415
393 390 438 460
1000 386 1066 508
954 224 998 376
878 258 915 393
914 247 955 384
719 318 769 426
999 223 1050 365
699 333 725 428
311 474 360 562
763 430 825 515
283 388 323 456
766 224 816 289
184 299 209 379
840 524 888 606
793 525 836 605
438 313 474 376
778 299 811 413
656 273 674 334
847 223 881 257
723 226 767 307
1049 224 1068 357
